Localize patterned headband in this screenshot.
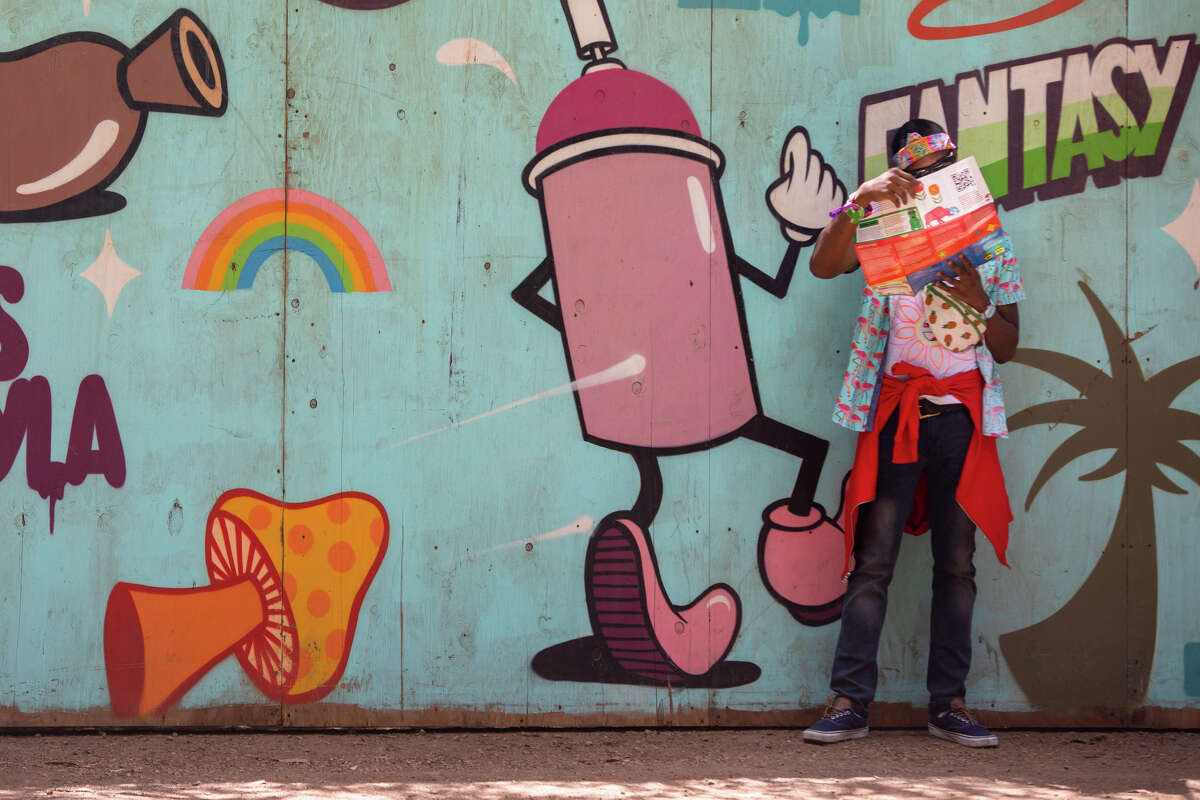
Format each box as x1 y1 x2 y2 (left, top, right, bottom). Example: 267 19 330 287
893 131 955 169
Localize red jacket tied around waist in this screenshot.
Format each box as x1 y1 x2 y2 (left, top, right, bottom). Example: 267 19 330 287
841 363 1013 578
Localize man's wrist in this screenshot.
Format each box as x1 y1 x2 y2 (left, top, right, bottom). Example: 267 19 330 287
829 199 866 224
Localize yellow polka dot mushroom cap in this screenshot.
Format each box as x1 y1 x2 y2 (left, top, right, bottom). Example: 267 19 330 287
206 490 388 703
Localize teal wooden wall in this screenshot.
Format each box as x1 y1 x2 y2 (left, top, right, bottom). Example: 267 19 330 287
1 0 1198 727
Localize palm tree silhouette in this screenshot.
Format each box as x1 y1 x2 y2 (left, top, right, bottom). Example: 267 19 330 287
999 281 1200 715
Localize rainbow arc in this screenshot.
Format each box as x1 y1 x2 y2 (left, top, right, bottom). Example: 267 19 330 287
183 189 390 292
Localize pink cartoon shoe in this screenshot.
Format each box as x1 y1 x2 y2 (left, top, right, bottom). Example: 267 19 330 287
757 499 848 626
585 514 741 682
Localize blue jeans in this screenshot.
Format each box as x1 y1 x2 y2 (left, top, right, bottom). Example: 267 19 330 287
830 408 978 713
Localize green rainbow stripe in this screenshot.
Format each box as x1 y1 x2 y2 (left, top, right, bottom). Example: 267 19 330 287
224 222 354 291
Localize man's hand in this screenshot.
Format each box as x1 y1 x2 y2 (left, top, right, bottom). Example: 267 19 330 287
935 255 989 312
810 166 923 279
852 168 924 209
932 253 1021 363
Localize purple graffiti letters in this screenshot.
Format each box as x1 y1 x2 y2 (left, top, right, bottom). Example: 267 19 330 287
0 265 125 530
0 266 29 381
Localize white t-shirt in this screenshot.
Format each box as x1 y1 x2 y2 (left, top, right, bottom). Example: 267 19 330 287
884 290 978 404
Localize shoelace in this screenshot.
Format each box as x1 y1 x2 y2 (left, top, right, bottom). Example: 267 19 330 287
945 705 979 726
821 700 855 720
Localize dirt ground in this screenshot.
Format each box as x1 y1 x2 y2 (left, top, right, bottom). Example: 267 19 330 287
0 729 1196 799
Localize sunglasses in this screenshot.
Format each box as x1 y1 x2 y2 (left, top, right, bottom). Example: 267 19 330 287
905 150 957 178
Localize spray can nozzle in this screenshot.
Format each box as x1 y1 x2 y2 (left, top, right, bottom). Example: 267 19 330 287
561 0 623 72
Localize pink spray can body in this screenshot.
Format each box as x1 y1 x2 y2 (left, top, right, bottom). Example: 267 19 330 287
524 65 759 451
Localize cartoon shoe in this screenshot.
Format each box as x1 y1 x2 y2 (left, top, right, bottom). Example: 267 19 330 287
757 499 848 626
585 514 741 683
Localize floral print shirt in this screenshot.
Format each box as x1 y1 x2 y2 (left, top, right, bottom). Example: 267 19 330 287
832 235 1027 436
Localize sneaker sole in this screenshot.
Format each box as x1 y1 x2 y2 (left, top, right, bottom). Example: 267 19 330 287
927 722 998 748
803 726 869 744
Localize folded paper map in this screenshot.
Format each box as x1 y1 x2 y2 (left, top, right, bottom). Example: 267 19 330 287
854 156 1008 295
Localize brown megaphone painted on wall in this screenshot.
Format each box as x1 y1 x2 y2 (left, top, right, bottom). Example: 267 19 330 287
0 9 227 223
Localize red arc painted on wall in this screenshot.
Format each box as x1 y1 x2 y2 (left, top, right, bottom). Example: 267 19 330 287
908 0 1088 40
315 0 410 8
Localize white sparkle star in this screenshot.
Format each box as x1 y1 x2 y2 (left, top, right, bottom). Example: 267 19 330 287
1162 179 1200 284
81 229 140 318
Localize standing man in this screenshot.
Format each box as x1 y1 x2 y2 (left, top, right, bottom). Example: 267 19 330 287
803 119 1025 748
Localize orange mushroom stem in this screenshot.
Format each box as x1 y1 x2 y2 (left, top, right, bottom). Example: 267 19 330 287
104 579 265 718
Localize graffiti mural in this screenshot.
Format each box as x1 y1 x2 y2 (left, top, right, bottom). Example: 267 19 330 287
316 0 412 8
436 39 519 86
1162 179 1200 288
907 0 1089 40
678 0 1086 46
516 0 848 687
80 229 140 317
0 9 227 223
676 0 862 46
766 126 850 244
0 0 1198 731
183 189 390 292
858 36 1200 209
104 490 388 717
1000 282 1200 710
0 266 125 531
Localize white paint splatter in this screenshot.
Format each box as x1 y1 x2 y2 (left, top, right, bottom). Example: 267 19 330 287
17 120 119 196
80 229 140 318
1162 179 1200 284
476 515 595 555
436 38 518 86
390 353 646 447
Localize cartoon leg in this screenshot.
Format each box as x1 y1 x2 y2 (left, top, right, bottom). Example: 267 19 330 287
585 449 742 682
738 413 834 514
740 415 848 626
627 447 663 529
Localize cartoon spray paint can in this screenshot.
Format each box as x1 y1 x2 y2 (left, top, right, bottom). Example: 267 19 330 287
514 0 849 685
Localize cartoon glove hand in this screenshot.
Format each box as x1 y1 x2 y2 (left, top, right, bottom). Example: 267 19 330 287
766 126 847 244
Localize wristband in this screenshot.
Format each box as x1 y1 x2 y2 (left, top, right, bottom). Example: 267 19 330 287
829 202 866 224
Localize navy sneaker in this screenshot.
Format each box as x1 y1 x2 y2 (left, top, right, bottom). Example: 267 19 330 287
803 698 869 744
928 700 998 747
